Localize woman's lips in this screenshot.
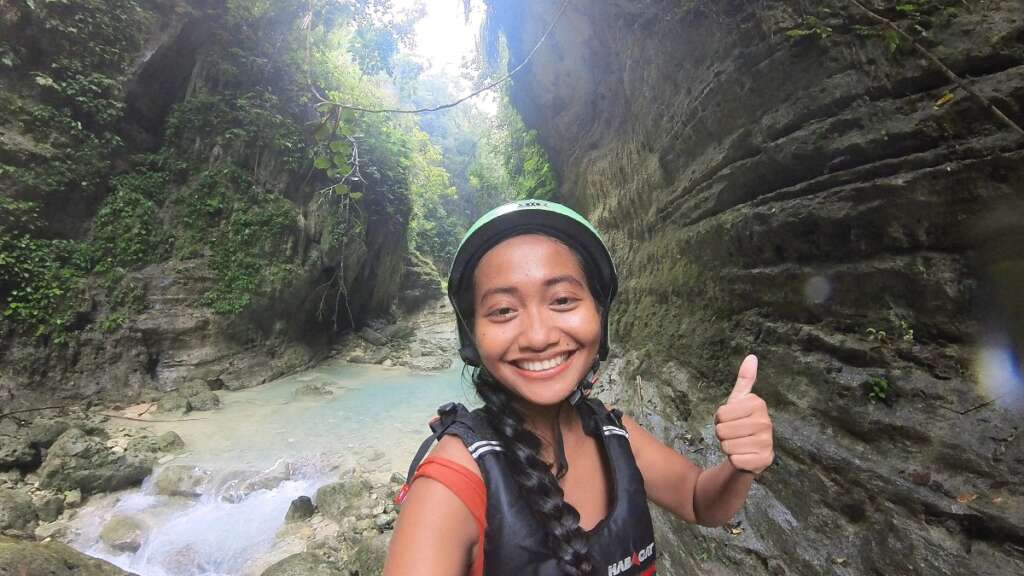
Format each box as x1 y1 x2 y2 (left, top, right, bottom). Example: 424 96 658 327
509 350 576 380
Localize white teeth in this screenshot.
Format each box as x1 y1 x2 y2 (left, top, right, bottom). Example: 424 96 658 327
517 353 569 372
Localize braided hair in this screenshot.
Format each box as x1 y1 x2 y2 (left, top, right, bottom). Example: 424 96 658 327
457 235 597 575
474 368 594 575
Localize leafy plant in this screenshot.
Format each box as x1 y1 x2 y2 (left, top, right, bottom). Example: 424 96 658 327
864 377 891 403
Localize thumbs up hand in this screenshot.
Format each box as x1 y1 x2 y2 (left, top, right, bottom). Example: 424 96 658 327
714 355 774 474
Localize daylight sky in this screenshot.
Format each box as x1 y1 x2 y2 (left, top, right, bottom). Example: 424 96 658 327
392 0 495 112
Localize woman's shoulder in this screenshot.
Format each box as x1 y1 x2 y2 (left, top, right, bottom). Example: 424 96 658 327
430 434 483 479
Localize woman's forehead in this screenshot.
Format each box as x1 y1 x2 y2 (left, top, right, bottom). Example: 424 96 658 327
473 234 585 288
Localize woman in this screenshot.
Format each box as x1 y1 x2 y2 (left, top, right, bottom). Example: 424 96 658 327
384 200 774 576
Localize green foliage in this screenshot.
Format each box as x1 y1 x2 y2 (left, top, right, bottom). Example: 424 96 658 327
2 0 446 340
91 169 171 271
490 91 558 201
784 15 833 43
0 198 89 341
864 376 891 404
202 191 298 314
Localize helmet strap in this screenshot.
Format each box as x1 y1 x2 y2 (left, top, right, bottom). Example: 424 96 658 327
568 357 601 407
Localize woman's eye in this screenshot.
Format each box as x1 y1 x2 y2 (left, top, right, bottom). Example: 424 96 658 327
552 296 577 307
490 307 514 318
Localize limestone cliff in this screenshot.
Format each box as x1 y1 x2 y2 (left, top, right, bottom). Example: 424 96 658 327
0 0 426 408
486 0 1024 574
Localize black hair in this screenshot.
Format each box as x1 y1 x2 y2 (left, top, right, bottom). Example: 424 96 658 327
473 369 594 575
457 233 597 575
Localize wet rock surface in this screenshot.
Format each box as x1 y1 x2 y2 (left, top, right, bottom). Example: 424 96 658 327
99 515 148 553
0 535 133 575
489 1 1024 574
37 428 152 496
153 464 210 498
337 299 457 373
258 471 400 576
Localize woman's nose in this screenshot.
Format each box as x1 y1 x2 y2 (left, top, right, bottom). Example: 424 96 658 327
518 307 559 351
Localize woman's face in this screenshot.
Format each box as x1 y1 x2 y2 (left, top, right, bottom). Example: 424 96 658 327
471 234 602 406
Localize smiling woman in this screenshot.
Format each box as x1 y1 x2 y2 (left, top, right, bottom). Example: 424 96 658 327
383 200 775 576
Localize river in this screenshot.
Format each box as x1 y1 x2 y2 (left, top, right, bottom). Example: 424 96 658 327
65 359 477 575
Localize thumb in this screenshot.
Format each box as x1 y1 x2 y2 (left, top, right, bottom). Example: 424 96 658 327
727 354 758 403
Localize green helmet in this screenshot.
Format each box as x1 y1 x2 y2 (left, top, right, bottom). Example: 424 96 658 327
447 199 618 366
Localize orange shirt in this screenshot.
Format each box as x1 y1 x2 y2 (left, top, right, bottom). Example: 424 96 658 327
411 456 488 576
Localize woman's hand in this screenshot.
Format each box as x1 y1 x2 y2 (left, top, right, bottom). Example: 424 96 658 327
714 355 774 474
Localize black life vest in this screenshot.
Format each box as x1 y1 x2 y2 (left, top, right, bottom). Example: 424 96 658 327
400 398 657 576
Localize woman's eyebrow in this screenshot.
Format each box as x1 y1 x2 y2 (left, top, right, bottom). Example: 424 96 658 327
478 276 583 301
479 285 519 301
544 275 585 289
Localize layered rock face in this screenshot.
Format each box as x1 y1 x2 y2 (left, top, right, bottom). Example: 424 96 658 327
0 1 424 407
488 0 1024 574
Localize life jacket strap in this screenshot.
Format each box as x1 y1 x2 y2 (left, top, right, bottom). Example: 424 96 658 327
395 402 462 505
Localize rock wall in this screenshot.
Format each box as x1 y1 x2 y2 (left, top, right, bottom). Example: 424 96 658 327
0 1 425 409
487 0 1024 574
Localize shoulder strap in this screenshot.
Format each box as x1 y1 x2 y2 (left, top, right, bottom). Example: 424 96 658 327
396 402 491 504
578 397 629 439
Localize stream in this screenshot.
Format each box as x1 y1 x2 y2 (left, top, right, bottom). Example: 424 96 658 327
65 359 477 575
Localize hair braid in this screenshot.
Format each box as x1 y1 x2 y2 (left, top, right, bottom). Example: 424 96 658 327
474 369 593 576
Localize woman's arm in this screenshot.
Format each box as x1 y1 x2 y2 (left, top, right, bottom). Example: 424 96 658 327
383 436 481 576
620 354 773 527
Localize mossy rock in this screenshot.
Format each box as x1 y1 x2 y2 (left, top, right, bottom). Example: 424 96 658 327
153 465 209 498
99 515 148 553
314 475 375 524
187 390 220 411
260 551 346 576
0 488 36 532
157 393 191 415
0 536 133 575
177 380 211 398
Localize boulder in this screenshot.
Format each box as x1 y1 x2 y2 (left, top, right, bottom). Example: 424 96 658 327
0 421 37 470
31 492 64 523
34 520 69 541
157 392 191 414
285 496 315 523
358 327 387 347
37 429 151 495
177 379 210 398
187 390 220 411
0 536 133 575
127 431 186 459
314 475 374 524
0 488 36 532
63 489 82 509
347 532 391 575
239 460 291 495
99 515 148 553
153 465 209 497
27 418 73 450
260 551 346 576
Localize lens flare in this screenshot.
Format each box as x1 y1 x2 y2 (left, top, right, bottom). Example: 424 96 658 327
804 275 832 304
974 333 1024 410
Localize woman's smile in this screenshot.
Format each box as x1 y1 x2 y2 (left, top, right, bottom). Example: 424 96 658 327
509 350 577 377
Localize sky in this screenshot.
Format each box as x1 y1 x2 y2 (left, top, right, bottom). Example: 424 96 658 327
391 0 496 113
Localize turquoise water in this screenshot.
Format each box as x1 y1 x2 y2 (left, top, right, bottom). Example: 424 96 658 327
134 359 479 472
69 359 480 575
